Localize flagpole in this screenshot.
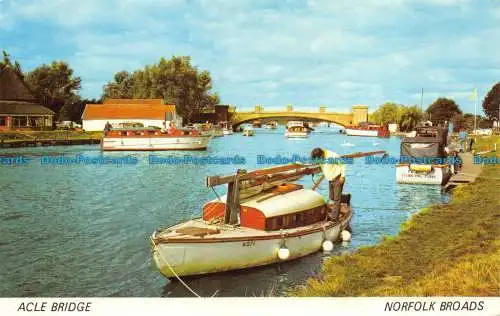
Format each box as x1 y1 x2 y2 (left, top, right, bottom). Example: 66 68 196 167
472 88 477 133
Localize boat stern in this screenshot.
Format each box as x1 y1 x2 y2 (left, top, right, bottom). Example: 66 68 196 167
396 164 452 185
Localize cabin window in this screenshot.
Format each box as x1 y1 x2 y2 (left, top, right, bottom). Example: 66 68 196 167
120 131 127 136
283 216 289 228
276 217 283 229
0 117 6 126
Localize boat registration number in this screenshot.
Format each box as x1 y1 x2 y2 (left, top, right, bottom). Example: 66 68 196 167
242 240 256 247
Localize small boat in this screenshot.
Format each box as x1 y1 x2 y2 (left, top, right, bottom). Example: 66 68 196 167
340 140 356 147
193 123 223 137
396 123 452 185
220 122 234 135
243 126 255 136
285 121 309 138
150 164 353 278
265 121 278 129
345 123 390 138
252 120 262 128
102 126 211 151
373 141 380 146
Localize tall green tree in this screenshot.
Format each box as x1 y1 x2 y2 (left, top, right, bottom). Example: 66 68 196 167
369 102 401 125
25 61 82 116
103 56 220 121
399 105 424 132
426 98 462 125
482 82 500 120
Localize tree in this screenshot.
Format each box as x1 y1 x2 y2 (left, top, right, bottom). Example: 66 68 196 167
59 98 102 123
426 98 462 125
398 105 424 132
369 102 401 125
24 61 82 116
1 50 23 77
103 56 220 122
482 82 500 120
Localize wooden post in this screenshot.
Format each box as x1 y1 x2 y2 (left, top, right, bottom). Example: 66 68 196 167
223 174 242 225
229 176 240 225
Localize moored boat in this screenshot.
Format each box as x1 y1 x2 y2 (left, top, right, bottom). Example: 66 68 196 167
345 122 389 138
285 121 309 138
243 126 255 136
220 121 234 135
265 121 278 129
396 123 452 185
150 164 353 278
101 126 211 151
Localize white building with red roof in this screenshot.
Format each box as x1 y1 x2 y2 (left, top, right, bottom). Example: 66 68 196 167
81 99 180 131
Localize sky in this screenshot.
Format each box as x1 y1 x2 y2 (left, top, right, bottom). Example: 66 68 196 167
0 0 499 114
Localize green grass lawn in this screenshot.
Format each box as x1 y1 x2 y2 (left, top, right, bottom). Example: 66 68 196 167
290 136 500 297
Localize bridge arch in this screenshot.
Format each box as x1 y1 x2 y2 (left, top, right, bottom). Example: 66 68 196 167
230 113 353 129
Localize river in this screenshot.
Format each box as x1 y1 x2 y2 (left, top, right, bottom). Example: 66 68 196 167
0 126 449 297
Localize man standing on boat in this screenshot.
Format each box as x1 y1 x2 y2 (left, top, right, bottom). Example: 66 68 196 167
310 148 346 220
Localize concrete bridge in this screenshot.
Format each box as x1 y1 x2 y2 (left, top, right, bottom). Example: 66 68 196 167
229 104 369 128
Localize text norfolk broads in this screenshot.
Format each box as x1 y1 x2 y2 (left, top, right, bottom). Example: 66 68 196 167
150 151 386 278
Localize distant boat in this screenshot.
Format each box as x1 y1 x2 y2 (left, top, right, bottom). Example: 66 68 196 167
372 141 380 146
220 122 233 135
243 126 255 137
265 121 278 129
102 126 211 151
285 121 309 138
340 141 356 147
345 123 389 138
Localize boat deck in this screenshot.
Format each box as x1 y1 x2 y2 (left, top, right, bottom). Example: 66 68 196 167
154 204 351 243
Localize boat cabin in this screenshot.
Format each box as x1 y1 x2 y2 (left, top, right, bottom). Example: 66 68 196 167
105 127 202 137
202 183 331 231
287 125 307 133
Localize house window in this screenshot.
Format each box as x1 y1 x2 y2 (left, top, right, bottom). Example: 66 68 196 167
12 116 27 127
0 116 6 126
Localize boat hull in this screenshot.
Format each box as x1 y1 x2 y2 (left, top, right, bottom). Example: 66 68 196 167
101 136 211 151
151 216 351 278
396 164 452 185
345 128 379 137
285 131 308 138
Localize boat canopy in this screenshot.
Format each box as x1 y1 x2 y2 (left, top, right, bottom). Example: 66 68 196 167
400 124 449 158
241 189 325 218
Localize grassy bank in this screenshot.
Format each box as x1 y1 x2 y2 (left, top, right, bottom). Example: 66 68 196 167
291 136 500 297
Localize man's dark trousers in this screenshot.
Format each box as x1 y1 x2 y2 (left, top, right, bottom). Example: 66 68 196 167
328 175 344 219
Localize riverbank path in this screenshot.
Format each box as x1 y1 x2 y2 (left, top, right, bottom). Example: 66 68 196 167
444 152 483 191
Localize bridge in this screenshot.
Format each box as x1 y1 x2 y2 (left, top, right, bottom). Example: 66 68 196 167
229 104 369 128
